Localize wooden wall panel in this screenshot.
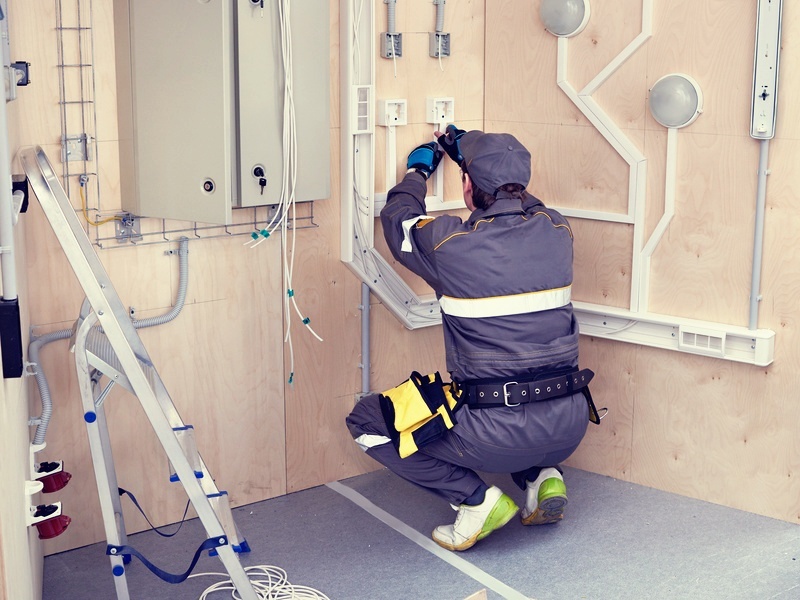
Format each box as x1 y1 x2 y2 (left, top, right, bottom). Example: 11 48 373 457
563 337 636 480
486 0 800 524
648 129 759 323
287 0 483 489
375 0 485 124
645 0 755 138
7 0 800 578
283 129 369 492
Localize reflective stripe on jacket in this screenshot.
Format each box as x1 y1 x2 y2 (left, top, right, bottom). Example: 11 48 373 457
380 172 579 382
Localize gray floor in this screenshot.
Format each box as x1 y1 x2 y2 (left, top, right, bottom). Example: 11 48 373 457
42 467 800 600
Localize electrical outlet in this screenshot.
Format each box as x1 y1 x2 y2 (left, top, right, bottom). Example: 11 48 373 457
377 99 407 126
425 97 455 125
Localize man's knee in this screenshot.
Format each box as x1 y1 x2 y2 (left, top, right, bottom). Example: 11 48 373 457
345 392 385 438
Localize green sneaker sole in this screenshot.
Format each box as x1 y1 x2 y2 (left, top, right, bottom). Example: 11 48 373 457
477 493 519 541
521 477 567 526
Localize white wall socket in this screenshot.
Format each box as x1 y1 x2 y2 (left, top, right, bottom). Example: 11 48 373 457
377 99 408 126
426 97 455 125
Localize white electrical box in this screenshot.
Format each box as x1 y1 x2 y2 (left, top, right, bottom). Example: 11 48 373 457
425 97 455 125
377 99 408 126
114 0 330 225
750 0 783 140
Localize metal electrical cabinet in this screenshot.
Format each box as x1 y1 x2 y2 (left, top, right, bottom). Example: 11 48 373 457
113 0 330 225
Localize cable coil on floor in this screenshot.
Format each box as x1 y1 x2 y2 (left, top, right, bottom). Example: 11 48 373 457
190 565 330 600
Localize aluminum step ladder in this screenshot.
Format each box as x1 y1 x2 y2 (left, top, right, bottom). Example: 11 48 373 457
20 146 259 600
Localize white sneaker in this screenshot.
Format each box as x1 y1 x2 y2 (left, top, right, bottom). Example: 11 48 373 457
432 486 519 551
520 467 567 526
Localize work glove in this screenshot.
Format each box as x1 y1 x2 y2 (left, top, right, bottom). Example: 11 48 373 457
437 124 467 166
406 142 443 180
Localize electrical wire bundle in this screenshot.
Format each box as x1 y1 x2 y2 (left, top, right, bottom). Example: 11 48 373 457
244 0 323 384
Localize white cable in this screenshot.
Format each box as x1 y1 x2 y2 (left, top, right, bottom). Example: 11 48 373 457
191 565 330 600
254 0 322 384
392 40 398 78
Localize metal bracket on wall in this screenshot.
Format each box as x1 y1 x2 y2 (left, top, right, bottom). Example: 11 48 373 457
114 213 142 244
61 134 92 162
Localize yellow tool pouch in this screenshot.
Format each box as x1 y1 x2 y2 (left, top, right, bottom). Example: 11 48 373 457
378 371 461 458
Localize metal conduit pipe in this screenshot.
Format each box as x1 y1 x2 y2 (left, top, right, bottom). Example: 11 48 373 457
30 237 190 445
749 139 770 330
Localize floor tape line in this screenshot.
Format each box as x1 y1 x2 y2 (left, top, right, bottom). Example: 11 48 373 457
327 481 532 600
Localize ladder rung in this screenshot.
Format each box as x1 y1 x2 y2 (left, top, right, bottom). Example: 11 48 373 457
168 426 204 482
207 492 249 554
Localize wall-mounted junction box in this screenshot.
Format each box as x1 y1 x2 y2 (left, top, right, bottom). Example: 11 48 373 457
377 99 408 126
380 32 402 59
113 0 330 225
429 33 450 58
425 97 455 125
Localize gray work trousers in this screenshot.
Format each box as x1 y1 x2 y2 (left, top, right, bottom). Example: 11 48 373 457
345 391 589 506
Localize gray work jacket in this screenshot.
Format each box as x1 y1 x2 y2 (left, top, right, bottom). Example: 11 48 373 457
380 171 580 383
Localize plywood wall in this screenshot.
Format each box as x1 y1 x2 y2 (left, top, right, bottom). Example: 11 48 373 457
5 0 800 574
487 0 800 523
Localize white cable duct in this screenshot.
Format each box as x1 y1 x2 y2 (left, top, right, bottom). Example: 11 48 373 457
0 5 17 301
29 237 190 446
554 2 652 311
638 126 678 312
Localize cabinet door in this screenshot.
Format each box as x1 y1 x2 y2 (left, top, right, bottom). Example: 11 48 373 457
236 0 330 208
116 0 234 224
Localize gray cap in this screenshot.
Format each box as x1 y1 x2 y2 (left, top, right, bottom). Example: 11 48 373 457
459 131 531 194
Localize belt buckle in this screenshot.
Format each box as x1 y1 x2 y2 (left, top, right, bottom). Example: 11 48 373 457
503 381 520 407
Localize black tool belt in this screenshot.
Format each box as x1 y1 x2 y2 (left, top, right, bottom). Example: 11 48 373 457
460 368 594 408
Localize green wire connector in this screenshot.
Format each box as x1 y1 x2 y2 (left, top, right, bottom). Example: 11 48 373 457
287 289 294 298
250 231 259 241
259 229 270 239
288 372 294 384
302 317 310 325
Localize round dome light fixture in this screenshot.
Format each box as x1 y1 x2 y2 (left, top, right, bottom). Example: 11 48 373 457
540 0 591 38
648 73 704 129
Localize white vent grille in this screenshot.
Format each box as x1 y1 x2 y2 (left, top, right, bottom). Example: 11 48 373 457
678 326 726 357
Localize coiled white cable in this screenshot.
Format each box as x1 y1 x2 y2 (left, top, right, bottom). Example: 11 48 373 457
191 565 330 600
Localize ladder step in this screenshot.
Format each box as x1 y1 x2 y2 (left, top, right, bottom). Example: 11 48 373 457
168 426 204 481
207 491 250 555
